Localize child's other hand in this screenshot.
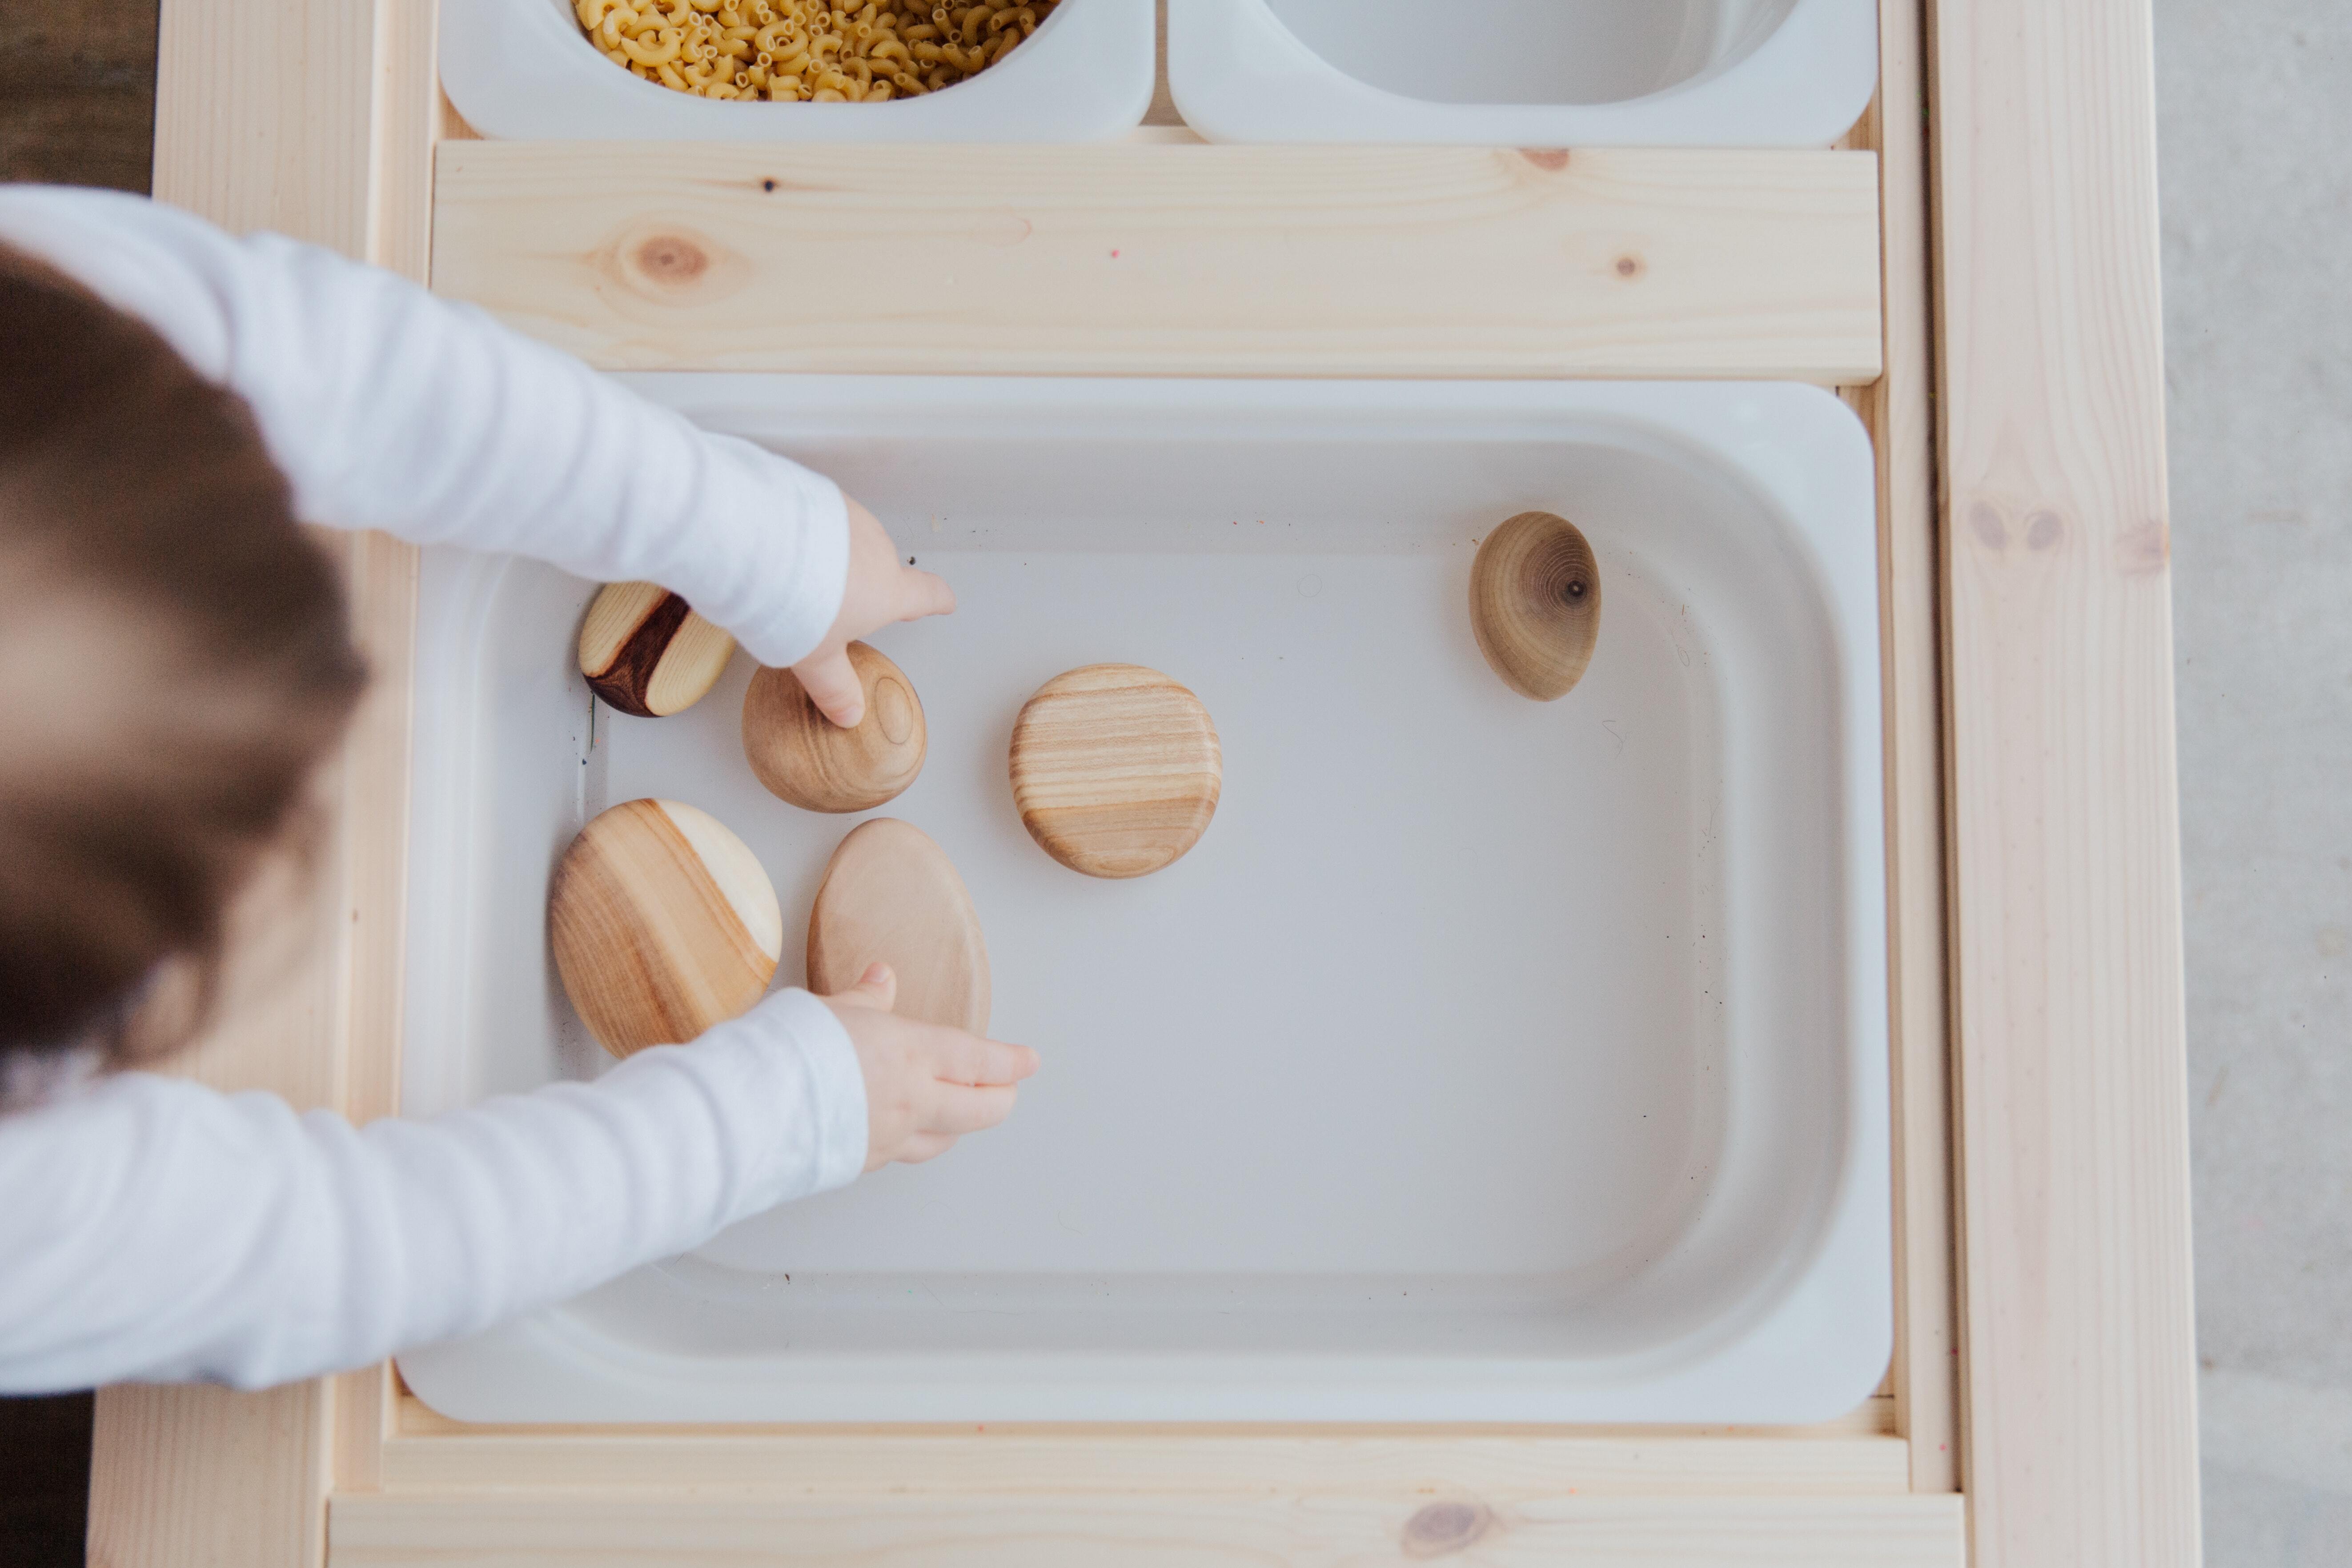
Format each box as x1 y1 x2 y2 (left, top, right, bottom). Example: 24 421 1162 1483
792 498 955 728
823 962 1038 1172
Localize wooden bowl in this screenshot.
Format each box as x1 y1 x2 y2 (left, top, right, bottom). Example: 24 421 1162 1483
549 798 781 1057
806 818 989 1033
741 642 927 813
1008 663 1221 879
578 581 737 717
1468 510 1602 701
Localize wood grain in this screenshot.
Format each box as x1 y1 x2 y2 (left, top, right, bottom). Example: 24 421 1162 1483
806 818 989 1033
329 1491 1966 1567
742 642 926 813
1933 0 2199 1562
577 581 736 718
430 142 1885 382
1010 664 1220 880
1469 510 1603 700
550 799 782 1056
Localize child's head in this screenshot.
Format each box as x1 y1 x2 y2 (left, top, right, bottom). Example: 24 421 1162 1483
0 245 367 1065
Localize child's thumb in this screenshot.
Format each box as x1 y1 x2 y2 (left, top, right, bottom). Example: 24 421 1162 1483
831 961 898 1013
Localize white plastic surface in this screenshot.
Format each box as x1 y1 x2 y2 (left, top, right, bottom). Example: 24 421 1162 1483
440 0 1154 142
1167 0 1879 147
396 378 1890 1424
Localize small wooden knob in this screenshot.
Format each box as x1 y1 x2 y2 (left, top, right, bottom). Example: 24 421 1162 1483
1008 663 1221 879
549 798 781 1058
741 642 927 813
807 818 990 1033
1469 510 1602 701
578 581 737 717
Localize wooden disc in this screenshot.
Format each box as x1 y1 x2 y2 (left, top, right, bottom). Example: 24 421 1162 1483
807 818 989 1033
1008 663 1221 880
742 642 927 813
1468 510 1602 701
578 581 737 718
549 798 782 1058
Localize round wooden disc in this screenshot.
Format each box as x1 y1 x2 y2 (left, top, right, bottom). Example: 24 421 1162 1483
1008 663 1221 880
741 642 927 813
578 581 737 718
549 798 782 1058
1469 510 1602 701
807 818 989 1034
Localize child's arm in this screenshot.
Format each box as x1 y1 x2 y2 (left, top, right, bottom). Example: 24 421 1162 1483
0 974 1033 1393
0 186 855 671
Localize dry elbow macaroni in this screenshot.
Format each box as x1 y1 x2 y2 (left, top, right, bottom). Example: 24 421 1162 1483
574 0 1060 101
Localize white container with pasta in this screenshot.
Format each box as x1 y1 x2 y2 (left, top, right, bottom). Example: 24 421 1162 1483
1166 0 1879 148
442 0 1154 140
394 376 1893 1425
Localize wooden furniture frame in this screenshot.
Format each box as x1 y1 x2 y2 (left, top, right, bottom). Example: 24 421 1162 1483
86 1 2197 1563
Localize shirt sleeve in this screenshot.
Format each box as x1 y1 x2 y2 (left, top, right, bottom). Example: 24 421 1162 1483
0 184 847 668
0 989 867 1394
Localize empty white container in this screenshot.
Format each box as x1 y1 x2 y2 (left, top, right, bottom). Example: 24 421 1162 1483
440 0 1155 140
1167 0 1879 147
396 377 1890 1424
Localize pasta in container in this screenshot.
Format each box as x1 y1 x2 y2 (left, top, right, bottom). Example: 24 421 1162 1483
574 0 1062 102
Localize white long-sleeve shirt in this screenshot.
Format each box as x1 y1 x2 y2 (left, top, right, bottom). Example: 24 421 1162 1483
0 187 870 1394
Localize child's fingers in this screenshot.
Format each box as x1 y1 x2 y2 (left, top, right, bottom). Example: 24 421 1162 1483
791 645 867 728
930 1031 1038 1086
893 566 956 623
827 962 896 1013
924 1080 1019 1135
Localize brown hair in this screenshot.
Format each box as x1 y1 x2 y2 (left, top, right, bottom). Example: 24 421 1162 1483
0 244 367 1064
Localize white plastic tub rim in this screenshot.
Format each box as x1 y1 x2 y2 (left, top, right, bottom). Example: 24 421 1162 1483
441 0 1155 140
1167 0 1880 147
395 377 1891 1425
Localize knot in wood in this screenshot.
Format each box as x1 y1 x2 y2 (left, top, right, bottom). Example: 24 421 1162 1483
1401 1500 1495 1558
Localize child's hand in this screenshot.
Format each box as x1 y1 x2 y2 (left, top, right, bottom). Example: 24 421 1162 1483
792 498 955 728
822 962 1038 1171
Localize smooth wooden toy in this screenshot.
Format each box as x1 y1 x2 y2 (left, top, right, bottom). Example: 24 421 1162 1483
1008 663 1221 879
806 818 989 1034
1468 510 1602 701
578 581 737 717
742 642 927 813
549 798 781 1057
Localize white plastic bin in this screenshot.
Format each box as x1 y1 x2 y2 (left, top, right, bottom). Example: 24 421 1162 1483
441 0 1155 140
1167 0 1879 147
396 377 1890 1424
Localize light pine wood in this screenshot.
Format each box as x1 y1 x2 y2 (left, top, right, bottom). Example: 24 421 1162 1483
329 1491 1964 1567
806 818 990 1033
550 799 783 1056
742 642 927 812
577 581 737 718
1933 0 2199 1563
429 143 1885 382
1859 0 1960 1498
1010 664 1221 879
1469 510 1604 700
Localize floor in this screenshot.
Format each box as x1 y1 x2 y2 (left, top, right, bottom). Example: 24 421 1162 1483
0 3 2343 1564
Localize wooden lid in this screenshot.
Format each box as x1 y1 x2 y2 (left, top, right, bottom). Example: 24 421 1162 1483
807 818 989 1033
578 581 737 718
1468 510 1602 701
742 642 927 813
1008 663 1221 880
549 798 781 1057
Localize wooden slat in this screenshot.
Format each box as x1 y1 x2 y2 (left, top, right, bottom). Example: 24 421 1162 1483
430 143 1884 382
91 0 434 1563
330 1492 1965 1568
1865 0 1959 1497
1932 0 2199 1563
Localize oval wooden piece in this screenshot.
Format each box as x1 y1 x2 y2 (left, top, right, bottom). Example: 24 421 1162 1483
1008 663 1221 880
807 819 990 1034
578 581 737 717
742 642 927 813
1469 510 1602 701
550 798 782 1058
